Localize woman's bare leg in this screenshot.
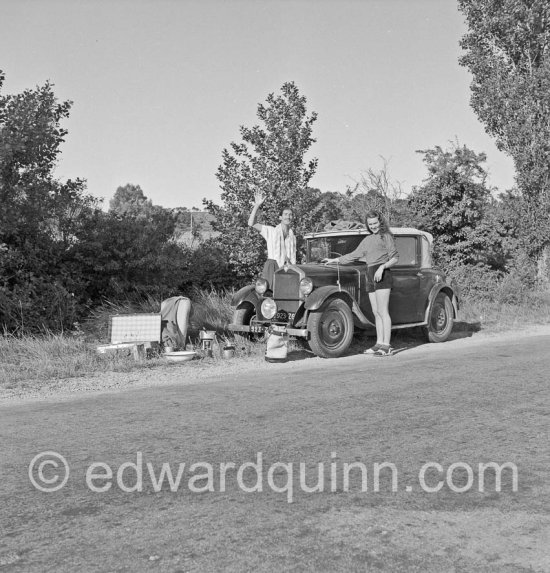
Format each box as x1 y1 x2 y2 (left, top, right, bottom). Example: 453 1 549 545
368 292 384 344
374 288 392 345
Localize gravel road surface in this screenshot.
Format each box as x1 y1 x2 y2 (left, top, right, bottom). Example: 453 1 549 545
1 325 549 571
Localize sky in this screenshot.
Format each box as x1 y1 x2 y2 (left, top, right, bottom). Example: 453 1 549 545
1 0 516 210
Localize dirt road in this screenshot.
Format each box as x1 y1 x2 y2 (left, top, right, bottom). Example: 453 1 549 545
1 327 549 571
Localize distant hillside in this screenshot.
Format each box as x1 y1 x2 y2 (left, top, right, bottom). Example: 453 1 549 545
171 209 219 246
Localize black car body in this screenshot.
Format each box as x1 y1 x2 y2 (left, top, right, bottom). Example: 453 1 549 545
228 227 460 358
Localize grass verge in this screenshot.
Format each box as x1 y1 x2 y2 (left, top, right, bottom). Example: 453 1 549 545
458 290 550 332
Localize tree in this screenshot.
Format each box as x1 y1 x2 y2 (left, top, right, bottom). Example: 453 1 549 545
302 159 413 233
458 0 550 270
346 158 408 224
0 70 98 331
109 183 153 218
408 142 492 266
205 82 319 280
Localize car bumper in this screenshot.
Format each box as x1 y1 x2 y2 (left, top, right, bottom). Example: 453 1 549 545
228 324 309 337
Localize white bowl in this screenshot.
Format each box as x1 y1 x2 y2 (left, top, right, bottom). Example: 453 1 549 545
164 350 197 363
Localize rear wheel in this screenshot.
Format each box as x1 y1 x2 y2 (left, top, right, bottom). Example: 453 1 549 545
307 298 354 358
422 293 453 342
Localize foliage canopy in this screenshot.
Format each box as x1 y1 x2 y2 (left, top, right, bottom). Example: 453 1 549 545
458 0 550 254
408 143 492 265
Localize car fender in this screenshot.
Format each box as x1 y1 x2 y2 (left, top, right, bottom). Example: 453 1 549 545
424 284 458 322
231 285 261 308
304 286 353 311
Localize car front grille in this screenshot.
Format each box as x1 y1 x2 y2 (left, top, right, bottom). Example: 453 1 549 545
274 269 299 300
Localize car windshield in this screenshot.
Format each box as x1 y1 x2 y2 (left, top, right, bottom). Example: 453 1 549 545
306 235 367 263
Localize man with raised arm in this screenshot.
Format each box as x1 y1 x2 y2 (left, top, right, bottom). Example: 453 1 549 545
248 190 296 288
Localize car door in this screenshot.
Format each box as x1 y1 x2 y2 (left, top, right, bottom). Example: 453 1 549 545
389 235 423 324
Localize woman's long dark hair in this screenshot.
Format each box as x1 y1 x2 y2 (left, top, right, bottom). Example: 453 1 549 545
365 210 392 236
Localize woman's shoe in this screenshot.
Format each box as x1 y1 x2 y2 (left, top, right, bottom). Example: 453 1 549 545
363 343 382 355
373 346 394 357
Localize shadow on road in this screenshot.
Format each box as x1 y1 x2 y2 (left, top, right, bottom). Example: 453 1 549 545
285 350 317 362
350 320 482 357
272 320 483 362
450 320 481 338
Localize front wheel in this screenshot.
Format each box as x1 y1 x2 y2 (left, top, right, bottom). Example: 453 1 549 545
307 298 354 358
422 293 453 342
232 305 264 342
233 305 254 327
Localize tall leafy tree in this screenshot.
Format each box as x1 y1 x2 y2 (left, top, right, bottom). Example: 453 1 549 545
205 82 319 280
0 72 90 241
0 70 97 331
408 143 492 266
458 0 550 263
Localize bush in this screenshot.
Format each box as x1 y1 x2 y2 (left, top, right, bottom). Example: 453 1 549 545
179 240 240 291
0 279 81 334
448 260 544 305
447 263 503 301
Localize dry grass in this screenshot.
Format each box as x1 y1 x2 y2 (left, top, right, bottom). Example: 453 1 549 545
83 289 235 343
458 290 550 332
0 289 263 389
186 288 234 337
0 332 157 389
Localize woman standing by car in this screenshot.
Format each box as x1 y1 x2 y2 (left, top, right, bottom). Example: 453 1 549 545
324 211 399 356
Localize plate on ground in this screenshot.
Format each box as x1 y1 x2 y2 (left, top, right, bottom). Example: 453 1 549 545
164 350 197 363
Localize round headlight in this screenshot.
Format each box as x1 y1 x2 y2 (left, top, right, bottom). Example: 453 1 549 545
255 278 268 295
299 277 313 296
261 298 277 319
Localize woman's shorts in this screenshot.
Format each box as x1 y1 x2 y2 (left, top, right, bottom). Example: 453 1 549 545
366 264 392 293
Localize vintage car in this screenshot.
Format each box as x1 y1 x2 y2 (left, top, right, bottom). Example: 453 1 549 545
228 227 460 358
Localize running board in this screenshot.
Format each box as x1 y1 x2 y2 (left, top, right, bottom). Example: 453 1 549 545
391 321 427 330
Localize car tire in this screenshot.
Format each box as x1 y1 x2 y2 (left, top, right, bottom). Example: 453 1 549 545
423 292 453 343
307 298 354 358
233 305 264 342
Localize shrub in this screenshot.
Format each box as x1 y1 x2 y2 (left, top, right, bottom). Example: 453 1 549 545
448 260 544 305
447 263 503 301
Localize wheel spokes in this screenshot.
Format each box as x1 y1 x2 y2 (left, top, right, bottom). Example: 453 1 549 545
320 311 345 346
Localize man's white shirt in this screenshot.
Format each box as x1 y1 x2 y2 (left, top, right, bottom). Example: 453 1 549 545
259 223 296 267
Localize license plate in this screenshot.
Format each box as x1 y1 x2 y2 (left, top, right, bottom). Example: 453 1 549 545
275 311 296 322
249 325 265 333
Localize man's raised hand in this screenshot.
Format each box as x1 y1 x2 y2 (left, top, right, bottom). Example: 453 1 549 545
253 190 265 206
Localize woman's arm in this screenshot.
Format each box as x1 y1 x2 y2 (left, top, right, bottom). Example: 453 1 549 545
373 256 398 282
325 236 369 265
374 234 399 281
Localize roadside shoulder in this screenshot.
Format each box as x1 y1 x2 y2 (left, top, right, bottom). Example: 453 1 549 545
2 324 549 407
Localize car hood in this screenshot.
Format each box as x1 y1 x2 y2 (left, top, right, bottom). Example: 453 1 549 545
280 263 362 289
295 263 362 278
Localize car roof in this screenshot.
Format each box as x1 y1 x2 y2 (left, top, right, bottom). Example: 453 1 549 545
304 227 433 244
